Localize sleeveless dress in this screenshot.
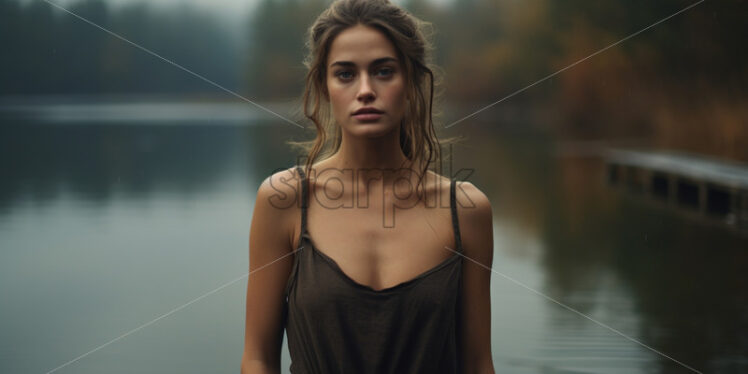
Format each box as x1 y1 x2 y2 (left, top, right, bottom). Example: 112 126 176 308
283 165 464 374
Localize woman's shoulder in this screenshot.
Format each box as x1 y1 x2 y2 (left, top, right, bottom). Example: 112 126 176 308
250 166 304 250
255 166 304 213
425 170 491 211
427 172 493 258
454 180 491 214
429 172 492 223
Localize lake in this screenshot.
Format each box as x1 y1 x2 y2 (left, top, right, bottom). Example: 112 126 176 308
0 102 745 373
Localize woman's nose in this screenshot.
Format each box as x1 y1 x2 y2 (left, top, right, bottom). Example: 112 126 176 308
356 74 375 102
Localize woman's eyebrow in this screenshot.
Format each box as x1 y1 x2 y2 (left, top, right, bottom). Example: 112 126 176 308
329 56 398 68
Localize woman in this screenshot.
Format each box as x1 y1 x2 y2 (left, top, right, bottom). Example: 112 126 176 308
241 0 494 373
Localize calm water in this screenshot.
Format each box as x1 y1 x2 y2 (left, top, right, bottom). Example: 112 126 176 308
0 104 745 374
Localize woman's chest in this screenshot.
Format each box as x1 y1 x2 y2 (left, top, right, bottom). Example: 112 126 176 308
287 247 462 318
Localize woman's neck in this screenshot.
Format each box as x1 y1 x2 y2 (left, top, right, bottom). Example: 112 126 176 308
332 124 409 166
322 128 422 189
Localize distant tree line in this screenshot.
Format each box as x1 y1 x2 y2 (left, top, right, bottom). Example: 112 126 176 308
3 0 744 102
1 0 745 159
0 0 242 95
245 0 745 99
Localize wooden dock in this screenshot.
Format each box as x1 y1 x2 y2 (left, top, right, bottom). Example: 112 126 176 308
604 149 748 234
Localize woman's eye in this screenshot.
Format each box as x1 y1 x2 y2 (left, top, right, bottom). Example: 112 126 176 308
336 71 353 80
335 68 393 81
377 67 394 77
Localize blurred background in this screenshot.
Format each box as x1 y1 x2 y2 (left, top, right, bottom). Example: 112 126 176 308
0 0 746 373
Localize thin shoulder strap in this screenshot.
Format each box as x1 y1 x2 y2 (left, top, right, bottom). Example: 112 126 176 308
296 165 308 234
450 179 463 253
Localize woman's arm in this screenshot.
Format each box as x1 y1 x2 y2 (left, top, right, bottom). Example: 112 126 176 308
241 169 300 374
456 181 496 374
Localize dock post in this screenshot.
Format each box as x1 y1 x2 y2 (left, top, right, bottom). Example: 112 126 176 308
668 173 677 208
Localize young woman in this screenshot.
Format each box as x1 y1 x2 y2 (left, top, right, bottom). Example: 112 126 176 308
241 1 494 373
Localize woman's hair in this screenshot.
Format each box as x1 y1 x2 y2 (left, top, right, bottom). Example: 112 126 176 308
290 0 454 196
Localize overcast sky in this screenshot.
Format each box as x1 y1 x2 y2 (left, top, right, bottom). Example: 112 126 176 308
36 0 260 16
35 0 453 37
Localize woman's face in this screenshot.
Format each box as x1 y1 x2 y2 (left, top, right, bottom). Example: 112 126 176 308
326 24 407 138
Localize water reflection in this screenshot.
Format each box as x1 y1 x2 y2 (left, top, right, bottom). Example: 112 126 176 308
0 117 303 373
0 117 303 212
0 112 744 373
462 131 746 373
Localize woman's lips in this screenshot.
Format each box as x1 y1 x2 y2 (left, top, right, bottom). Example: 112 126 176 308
352 113 383 121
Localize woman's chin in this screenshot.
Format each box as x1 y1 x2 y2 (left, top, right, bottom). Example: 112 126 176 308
343 122 398 138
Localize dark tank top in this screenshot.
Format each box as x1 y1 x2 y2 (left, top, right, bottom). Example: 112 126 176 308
282 165 464 373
